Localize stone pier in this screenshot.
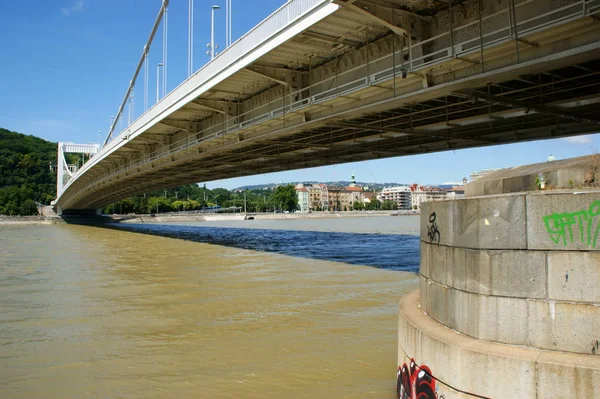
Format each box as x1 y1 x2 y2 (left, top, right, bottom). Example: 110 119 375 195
397 158 600 398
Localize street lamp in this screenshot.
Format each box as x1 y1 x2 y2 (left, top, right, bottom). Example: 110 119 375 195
188 0 195 77
207 5 220 60
128 88 134 125
156 63 164 103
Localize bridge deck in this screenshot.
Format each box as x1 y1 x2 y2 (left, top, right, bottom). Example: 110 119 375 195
57 0 600 210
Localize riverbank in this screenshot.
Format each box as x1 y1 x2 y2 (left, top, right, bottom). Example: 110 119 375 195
0 216 65 225
114 210 418 224
0 210 418 226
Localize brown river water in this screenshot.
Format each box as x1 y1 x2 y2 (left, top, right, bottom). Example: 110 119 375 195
0 216 419 398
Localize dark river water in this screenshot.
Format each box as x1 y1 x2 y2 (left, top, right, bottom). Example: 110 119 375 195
111 218 420 272
1 215 420 398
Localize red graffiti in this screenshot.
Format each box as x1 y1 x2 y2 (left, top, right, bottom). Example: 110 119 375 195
397 359 438 399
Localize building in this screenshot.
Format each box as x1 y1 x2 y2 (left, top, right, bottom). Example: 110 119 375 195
327 185 345 211
408 184 447 209
378 186 412 209
307 185 321 210
446 186 465 199
295 184 310 213
343 186 363 209
317 183 329 210
362 191 376 205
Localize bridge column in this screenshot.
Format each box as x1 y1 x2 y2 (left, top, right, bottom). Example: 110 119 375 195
53 142 99 213
398 157 600 398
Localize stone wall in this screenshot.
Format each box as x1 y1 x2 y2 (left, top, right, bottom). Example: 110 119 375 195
398 189 600 398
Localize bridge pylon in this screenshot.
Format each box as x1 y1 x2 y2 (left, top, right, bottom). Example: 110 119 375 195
52 142 99 215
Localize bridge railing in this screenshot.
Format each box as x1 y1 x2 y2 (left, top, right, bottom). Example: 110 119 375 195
109 0 329 147
65 0 600 200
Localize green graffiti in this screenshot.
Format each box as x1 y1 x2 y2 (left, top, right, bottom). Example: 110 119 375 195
543 200 600 247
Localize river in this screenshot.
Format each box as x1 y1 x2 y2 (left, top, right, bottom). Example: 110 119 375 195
0 215 420 398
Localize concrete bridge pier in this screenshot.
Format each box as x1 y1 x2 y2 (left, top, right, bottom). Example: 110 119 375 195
398 157 600 398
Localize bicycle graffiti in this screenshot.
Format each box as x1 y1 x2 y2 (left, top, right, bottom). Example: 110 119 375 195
427 212 440 244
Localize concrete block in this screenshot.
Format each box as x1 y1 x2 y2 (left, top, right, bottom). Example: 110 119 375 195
450 287 479 339
453 194 527 249
429 244 449 286
527 299 600 354
527 191 600 251
537 361 600 399
548 252 600 303
420 200 453 247
399 290 600 399
455 342 536 399
487 250 547 299
483 178 503 196
465 248 488 294
502 175 537 194
477 294 529 346
399 290 539 399
426 280 449 327
465 178 484 197
427 280 532 346
447 246 468 291
419 275 428 313
433 243 546 299
419 242 430 278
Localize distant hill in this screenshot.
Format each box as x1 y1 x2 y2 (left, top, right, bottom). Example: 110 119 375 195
0 128 57 215
235 181 405 191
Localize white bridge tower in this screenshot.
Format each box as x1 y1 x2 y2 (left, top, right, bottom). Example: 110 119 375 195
53 142 99 215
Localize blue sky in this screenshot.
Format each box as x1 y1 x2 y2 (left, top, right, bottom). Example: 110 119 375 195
1 0 599 189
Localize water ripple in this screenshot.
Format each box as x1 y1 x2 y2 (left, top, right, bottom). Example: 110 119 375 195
109 223 420 272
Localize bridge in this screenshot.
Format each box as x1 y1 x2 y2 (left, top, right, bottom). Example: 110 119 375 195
54 0 600 213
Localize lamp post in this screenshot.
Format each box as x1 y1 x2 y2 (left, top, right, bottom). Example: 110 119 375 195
128 89 134 125
144 53 149 111
188 0 194 77
156 63 164 103
109 116 114 137
162 5 168 97
209 5 220 60
225 0 231 47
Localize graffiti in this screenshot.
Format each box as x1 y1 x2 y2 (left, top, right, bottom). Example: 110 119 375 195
592 340 599 355
397 359 438 399
543 200 600 248
427 212 441 244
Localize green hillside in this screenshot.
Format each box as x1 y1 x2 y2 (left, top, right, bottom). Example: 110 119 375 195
0 128 57 215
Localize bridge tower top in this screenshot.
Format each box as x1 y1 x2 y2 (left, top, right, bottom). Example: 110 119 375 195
54 142 99 211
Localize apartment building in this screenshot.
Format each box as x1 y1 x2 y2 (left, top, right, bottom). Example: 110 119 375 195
378 186 412 210
295 185 310 213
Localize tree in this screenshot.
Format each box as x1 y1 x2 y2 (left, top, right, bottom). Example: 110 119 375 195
353 201 364 211
270 185 298 212
366 199 381 210
147 197 173 213
0 128 57 215
381 200 398 210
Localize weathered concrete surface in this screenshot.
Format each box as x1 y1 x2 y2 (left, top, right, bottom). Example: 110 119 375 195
408 170 600 397
548 251 600 303
399 290 600 399
527 190 600 251
527 299 600 355
465 154 600 197
421 242 547 298
0 216 65 225
421 194 527 249
422 277 600 354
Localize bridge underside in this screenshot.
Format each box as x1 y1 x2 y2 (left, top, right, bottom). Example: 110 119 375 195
58 0 600 210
